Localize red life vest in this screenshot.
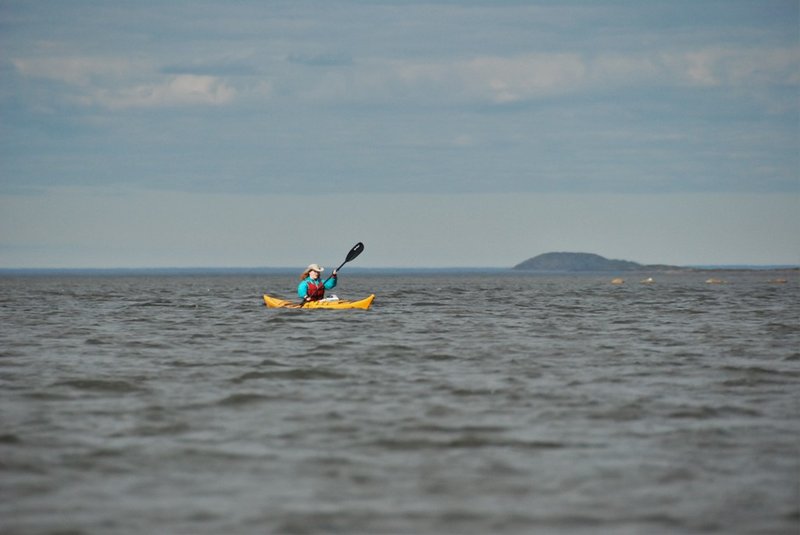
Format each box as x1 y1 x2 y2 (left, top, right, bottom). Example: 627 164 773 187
305 279 324 300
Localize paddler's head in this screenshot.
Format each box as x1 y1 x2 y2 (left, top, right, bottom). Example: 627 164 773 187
301 263 324 280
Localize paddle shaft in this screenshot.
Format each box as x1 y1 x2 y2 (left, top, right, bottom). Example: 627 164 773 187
300 242 364 306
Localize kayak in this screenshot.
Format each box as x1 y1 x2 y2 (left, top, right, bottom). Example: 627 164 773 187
263 294 375 310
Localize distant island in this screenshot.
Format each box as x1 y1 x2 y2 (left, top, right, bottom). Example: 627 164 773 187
513 252 684 272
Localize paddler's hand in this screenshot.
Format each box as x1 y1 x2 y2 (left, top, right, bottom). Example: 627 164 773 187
332 269 338 277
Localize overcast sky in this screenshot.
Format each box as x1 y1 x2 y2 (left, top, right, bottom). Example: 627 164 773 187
1 0 798 268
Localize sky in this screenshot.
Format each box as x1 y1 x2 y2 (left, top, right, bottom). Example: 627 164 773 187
1 0 798 268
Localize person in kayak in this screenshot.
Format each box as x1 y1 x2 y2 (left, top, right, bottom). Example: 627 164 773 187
297 263 337 302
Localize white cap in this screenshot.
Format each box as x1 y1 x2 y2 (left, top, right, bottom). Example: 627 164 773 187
306 264 324 272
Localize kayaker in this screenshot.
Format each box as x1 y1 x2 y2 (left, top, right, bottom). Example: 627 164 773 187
297 263 337 302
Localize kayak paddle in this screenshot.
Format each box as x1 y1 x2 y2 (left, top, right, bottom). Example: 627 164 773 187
300 242 364 306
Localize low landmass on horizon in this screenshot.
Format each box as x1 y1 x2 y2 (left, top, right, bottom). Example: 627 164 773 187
513 252 799 272
514 252 688 272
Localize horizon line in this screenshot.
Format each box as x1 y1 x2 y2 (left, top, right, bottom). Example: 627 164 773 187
1 264 798 274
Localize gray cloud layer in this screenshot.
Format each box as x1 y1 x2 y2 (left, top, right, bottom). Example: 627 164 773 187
2 0 798 195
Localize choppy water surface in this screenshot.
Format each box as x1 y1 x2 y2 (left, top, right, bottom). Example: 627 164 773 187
1 270 798 534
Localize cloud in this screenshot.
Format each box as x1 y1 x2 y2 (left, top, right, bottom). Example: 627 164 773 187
161 61 259 77
286 46 798 107
290 53 588 105
453 47 800 100
460 53 587 103
12 41 798 113
11 56 139 86
286 52 354 67
653 46 800 89
12 55 237 109
89 75 236 109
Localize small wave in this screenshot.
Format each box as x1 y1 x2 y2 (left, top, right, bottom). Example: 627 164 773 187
167 358 260 368
128 422 191 437
22 390 73 400
448 387 498 397
130 299 173 307
260 358 290 367
372 435 580 451
369 343 417 356
264 314 304 325
123 340 172 350
168 446 271 462
85 447 125 459
232 368 347 383
720 365 792 376
659 427 737 449
217 393 274 406
406 423 509 434
720 377 786 387
588 404 645 422
657 466 697 484
0 433 22 444
668 405 761 419
185 511 223 523
424 353 459 361
718 365 798 387
52 378 146 393
0 457 48 474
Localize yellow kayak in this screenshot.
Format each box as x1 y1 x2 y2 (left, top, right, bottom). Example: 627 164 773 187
263 294 375 310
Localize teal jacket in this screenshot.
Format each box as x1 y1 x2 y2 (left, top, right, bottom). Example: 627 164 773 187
297 275 337 300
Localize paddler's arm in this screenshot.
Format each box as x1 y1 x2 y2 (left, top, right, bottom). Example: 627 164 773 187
324 269 338 290
297 280 310 299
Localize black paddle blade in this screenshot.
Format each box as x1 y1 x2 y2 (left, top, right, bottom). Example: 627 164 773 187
345 242 364 263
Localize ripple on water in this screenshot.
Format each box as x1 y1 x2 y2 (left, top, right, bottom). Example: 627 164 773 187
51 378 148 394
231 368 348 383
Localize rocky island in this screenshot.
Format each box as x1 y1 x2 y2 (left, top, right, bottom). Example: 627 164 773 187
513 252 683 272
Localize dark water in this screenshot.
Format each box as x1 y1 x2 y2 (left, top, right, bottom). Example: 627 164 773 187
1 270 798 534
